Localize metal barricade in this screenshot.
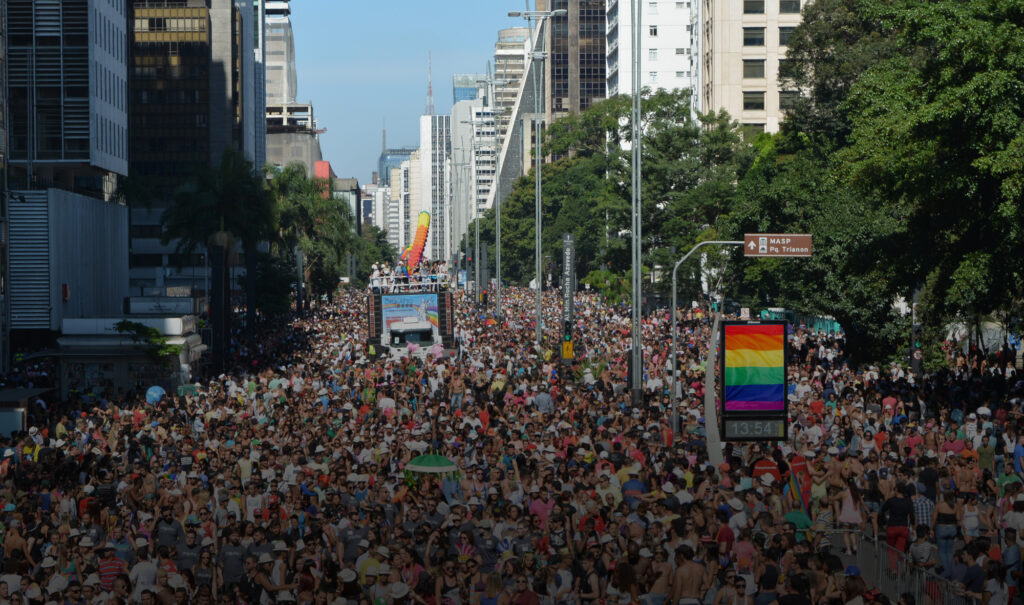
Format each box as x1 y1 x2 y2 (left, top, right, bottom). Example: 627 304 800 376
852 533 978 605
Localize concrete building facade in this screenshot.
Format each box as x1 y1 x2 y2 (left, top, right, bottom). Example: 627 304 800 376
450 99 497 260
7 0 130 198
418 114 450 262
263 1 322 176
607 0 694 97
493 27 530 145
701 0 804 135
452 74 486 104
543 0 607 123
405 150 422 252
128 0 258 290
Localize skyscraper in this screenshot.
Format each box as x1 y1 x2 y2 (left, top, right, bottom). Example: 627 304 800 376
6 0 131 337
264 0 296 105
701 0 804 135
127 0 258 289
606 0 694 97
7 0 129 196
451 99 497 259
544 0 607 123
264 0 322 175
493 27 530 147
419 114 451 262
452 74 487 104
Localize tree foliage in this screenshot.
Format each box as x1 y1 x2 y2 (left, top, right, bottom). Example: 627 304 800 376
473 89 749 291
114 320 182 367
721 0 1024 358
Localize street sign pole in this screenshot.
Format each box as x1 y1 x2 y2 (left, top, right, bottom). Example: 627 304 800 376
670 241 743 440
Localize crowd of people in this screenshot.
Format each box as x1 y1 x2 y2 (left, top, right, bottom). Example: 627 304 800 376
369 262 449 293
0 281 1021 605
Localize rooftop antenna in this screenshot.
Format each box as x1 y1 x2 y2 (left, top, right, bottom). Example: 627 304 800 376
426 52 435 115
382 119 387 152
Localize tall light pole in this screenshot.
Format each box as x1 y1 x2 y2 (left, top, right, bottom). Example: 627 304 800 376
477 78 511 319
461 118 498 309
629 0 644 405
510 6 566 345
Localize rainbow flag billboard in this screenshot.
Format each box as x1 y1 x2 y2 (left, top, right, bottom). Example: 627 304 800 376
720 321 788 441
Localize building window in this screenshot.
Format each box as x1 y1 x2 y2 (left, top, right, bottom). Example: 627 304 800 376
743 27 765 46
676 47 688 55
780 0 801 13
675 71 690 78
779 26 796 46
649 1 658 13
649 48 658 60
675 1 689 7
743 91 766 110
779 90 800 109
649 25 658 36
649 72 658 81
743 59 765 78
743 0 765 14
740 123 765 139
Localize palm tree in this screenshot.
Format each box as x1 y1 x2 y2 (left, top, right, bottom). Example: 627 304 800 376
266 162 357 307
162 148 276 359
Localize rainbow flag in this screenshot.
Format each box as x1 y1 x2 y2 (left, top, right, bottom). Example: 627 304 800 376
723 323 785 412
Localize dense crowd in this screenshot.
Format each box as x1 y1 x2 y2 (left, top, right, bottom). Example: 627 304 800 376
0 284 1021 605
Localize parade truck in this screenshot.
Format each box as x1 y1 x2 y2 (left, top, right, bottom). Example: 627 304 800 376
366 279 457 360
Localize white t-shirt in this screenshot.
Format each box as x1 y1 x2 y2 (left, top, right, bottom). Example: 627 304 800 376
985 578 1009 605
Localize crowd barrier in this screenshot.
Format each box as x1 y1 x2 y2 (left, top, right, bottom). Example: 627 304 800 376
369 275 451 293
844 531 979 605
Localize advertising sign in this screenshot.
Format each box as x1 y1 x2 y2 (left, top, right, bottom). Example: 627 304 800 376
721 321 788 441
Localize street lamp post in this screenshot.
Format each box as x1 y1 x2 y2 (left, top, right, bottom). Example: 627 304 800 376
669 240 743 438
510 7 566 345
477 78 512 320
630 0 644 406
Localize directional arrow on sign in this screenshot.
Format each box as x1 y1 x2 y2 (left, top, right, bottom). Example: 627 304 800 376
743 233 813 257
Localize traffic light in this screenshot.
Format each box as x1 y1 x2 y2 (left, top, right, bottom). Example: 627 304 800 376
561 319 573 362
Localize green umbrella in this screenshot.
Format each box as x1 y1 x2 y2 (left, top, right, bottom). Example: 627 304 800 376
405 454 457 474
404 454 460 488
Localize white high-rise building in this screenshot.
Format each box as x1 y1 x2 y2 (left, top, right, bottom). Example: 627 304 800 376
701 0 805 135
607 0 695 97
418 114 451 262
405 150 422 252
493 27 530 146
386 166 405 251
450 99 498 260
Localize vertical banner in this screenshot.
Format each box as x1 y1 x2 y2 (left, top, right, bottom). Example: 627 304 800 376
720 321 788 441
562 233 575 324
561 234 575 362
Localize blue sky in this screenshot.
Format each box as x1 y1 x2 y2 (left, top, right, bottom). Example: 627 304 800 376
290 1 528 184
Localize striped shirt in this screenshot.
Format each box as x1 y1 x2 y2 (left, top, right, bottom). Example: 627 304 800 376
98 556 125 592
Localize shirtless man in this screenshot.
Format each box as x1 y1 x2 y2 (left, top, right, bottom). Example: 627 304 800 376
646 549 674 605
670 545 705 605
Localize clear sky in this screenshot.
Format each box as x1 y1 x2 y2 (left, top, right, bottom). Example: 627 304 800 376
290 0 528 184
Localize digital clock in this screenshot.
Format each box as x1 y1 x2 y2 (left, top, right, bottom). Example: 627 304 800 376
722 418 787 441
